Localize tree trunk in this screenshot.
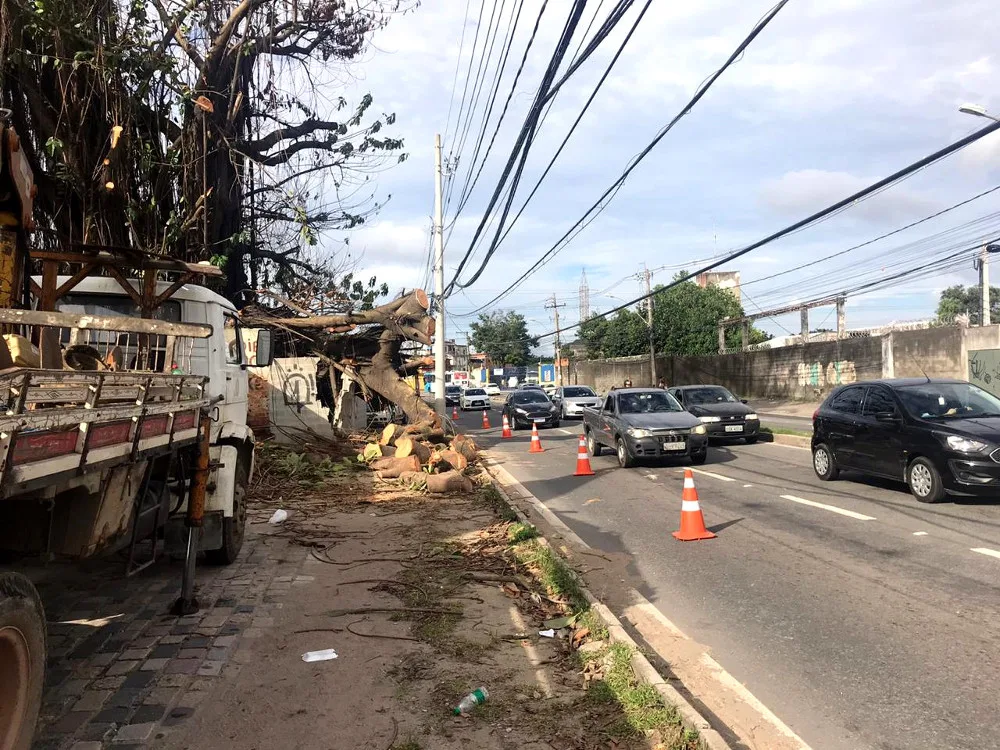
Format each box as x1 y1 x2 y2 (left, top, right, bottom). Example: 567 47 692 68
426 471 474 494
370 455 421 479
394 437 431 463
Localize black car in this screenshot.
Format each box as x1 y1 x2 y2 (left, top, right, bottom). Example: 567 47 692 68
668 385 760 443
444 385 461 406
812 378 1000 503
503 390 560 429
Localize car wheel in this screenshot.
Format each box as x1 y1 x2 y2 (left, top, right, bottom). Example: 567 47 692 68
616 437 635 468
812 443 839 481
0 572 46 750
744 435 758 444
690 449 707 465
908 457 945 503
587 430 602 457
552 420 560 428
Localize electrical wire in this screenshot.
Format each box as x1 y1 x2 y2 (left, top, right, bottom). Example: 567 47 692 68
442 0 475 144
463 0 793 309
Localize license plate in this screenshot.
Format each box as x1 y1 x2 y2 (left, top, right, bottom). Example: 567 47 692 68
532 417 546 423
663 440 686 451
725 425 743 432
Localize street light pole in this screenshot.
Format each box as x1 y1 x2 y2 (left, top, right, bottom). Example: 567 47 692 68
433 134 446 414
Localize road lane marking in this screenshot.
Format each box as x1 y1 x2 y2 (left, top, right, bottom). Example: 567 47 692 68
780 494 876 521
913 531 928 536
558 428 575 436
689 467 735 483
743 484 753 488
971 547 1000 560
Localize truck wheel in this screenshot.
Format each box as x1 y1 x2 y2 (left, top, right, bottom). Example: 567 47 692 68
587 429 602 457
616 437 635 468
205 452 249 565
0 573 46 750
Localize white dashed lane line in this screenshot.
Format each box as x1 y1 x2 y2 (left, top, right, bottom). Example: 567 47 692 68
971 547 1000 560
558 429 576 436
688 467 736 483
780 494 876 521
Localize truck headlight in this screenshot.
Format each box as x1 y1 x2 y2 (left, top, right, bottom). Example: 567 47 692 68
699 416 721 423
693 424 707 435
745 413 758 421
627 428 652 438
945 434 990 453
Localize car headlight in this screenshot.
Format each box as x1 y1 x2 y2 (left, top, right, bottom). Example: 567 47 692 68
693 424 707 435
745 413 758 421
515 407 528 415
699 416 721 423
627 427 652 438
945 434 990 453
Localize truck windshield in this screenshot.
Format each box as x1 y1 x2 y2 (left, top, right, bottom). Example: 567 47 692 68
619 392 683 414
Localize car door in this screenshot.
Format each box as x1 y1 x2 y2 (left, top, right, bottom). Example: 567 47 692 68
599 393 616 446
824 386 866 468
856 386 905 478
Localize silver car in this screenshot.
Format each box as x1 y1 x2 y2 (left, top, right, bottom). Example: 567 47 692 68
552 385 602 419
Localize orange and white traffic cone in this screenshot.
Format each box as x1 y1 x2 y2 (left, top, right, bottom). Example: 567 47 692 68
672 469 716 541
574 435 595 476
501 414 513 439
482 410 491 429
528 422 544 453
452 405 459 421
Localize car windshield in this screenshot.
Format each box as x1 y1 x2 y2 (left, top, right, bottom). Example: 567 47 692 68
619 392 683 414
512 393 549 405
563 387 596 398
895 382 1000 420
465 388 486 396
683 387 737 405
445 386 460 394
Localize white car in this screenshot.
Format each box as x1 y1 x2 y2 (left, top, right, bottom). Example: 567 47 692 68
460 387 491 410
484 382 501 396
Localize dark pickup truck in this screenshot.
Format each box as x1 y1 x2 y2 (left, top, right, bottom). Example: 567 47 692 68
582 388 709 467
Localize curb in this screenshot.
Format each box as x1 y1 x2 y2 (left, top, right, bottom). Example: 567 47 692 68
481 459 731 750
759 432 812 449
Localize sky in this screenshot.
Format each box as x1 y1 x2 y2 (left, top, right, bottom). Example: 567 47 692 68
330 0 1000 352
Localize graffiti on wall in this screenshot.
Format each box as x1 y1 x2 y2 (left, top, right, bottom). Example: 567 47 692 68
969 349 1000 398
796 360 857 389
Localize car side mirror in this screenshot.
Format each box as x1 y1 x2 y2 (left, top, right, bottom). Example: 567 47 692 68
740 398 748 404
875 411 899 423
254 328 274 367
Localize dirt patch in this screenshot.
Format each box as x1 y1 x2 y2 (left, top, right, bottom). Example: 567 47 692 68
157 441 700 750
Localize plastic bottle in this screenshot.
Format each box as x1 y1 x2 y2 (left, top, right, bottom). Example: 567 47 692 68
453 687 488 715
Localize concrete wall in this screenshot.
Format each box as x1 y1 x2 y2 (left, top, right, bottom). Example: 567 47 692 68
574 324 986 401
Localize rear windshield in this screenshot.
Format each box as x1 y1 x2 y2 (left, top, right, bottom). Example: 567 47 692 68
465 388 486 396
895 382 1000 420
563 387 596 398
682 387 737 404
619 392 683 414
512 392 549 404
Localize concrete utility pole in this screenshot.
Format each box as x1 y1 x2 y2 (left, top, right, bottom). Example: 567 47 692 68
433 134 446 414
545 295 567 386
980 242 991 326
642 265 656 386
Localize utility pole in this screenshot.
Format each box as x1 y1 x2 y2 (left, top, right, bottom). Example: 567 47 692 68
642 265 656 386
433 134 446 414
980 242 991 326
545 294 567 386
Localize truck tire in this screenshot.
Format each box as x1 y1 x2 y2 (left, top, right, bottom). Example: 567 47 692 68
205 451 249 566
0 573 46 750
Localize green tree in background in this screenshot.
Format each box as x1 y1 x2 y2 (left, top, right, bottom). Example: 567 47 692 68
469 311 538 365
936 284 1000 326
578 278 769 358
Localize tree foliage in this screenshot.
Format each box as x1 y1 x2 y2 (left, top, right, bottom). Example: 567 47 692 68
0 0 411 305
469 310 538 366
579 279 769 358
936 284 1000 326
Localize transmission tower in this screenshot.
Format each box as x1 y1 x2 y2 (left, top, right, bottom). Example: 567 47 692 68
579 269 590 322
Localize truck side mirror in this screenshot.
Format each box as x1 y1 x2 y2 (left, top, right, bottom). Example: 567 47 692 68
254 328 275 367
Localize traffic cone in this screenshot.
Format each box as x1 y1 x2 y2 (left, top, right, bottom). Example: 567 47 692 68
528 422 544 453
481 410 491 429
574 435 594 476
501 414 513 439
452 405 459 421
672 469 716 541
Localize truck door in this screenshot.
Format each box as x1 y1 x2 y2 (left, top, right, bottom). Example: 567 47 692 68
221 313 248 427
599 393 615 445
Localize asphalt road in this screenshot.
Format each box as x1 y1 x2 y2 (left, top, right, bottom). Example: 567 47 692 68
460 405 1000 750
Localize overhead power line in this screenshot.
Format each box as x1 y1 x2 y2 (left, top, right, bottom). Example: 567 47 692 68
521 117 1000 342
466 0 793 310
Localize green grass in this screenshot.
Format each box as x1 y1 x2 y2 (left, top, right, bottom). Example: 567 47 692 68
479 484 519 522
574 608 609 641
513 540 588 613
760 425 812 438
391 740 422 750
507 521 540 544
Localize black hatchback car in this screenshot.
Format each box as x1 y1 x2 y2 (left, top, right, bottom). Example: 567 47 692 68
812 378 1000 502
668 385 760 443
